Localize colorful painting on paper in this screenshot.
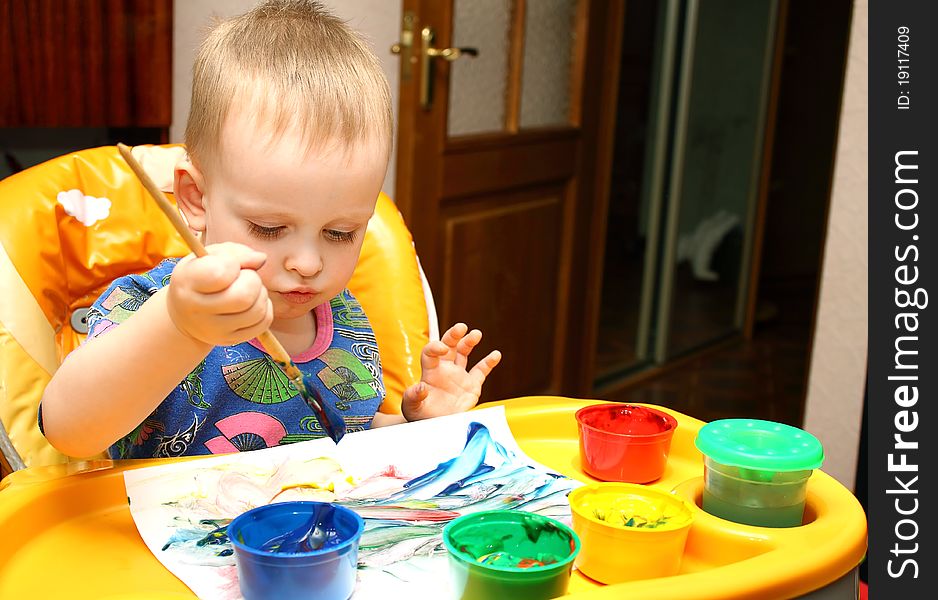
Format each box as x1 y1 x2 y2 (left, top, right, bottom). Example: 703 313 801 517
123 407 580 599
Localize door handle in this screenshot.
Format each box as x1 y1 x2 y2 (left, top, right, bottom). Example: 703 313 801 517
420 26 478 110
427 46 479 60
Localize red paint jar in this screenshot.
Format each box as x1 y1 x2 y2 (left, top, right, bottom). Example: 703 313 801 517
575 404 678 483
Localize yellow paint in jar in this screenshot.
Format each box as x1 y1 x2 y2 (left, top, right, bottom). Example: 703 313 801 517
575 486 693 530
568 483 695 584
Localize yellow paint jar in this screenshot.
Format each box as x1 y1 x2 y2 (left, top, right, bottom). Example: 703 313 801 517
568 483 694 584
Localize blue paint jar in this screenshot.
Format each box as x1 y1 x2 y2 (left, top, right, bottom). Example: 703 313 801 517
228 501 364 600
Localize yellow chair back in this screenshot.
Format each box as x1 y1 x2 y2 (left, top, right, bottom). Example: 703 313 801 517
0 145 428 469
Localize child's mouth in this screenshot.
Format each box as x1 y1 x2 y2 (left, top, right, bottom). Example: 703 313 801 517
281 291 317 305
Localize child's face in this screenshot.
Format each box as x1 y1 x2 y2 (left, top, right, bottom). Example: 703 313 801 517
182 113 388 326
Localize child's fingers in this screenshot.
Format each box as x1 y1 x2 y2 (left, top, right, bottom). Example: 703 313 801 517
470 350 502 383
179 270 262 318
420 340 450 372
454 329 483 368
207 242 268 269
440 323 469 352
230 297 274 341
207 269 266 314
183 254 241 293
236 286 273 329
402 381 429 405
185 246 266 294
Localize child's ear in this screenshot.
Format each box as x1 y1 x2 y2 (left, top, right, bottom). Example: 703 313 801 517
174 160 207 233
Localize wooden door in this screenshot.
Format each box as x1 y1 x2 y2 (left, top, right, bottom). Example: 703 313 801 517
1 0 173 127
393 0 622 401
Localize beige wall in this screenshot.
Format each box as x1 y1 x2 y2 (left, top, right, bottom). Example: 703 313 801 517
803 0 867 489
171 0 402 196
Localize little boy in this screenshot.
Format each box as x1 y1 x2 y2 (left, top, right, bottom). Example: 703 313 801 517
40 0 501 459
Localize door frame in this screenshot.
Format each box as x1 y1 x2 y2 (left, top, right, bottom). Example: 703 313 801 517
557 0 628 396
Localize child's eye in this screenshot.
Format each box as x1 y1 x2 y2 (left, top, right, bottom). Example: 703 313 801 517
248 222 285 239
325 229 356 244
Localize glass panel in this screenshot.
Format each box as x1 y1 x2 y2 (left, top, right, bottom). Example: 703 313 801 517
661 0 777 359
447 0 511 137
593 1 671 381
519 0 577 128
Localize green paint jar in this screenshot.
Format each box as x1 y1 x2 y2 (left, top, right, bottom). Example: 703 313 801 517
442 510 580 600
695 419 824 527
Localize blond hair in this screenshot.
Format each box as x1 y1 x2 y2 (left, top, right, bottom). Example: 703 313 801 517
185 0 392 168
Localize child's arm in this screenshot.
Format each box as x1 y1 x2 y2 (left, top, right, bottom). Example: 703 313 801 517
41 244 271 457
371 412 407 427
392 323 501 423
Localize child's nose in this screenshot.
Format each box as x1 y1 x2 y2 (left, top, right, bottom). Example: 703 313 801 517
285 242 324 277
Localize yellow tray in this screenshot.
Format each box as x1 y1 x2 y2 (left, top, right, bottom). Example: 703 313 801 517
0 397 867 599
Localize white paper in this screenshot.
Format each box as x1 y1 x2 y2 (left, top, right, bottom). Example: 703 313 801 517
124 407 580 599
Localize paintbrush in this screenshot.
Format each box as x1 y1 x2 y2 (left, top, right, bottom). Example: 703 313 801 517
117 143 347 444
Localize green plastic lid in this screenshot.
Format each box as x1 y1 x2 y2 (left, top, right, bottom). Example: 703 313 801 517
695 419 824 472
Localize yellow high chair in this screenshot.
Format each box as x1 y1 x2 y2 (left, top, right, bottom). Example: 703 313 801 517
0 145 436 474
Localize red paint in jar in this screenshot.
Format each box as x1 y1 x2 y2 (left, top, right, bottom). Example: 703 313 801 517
575 404 678 483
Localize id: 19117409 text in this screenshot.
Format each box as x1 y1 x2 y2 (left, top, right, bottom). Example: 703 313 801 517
897 26 910 110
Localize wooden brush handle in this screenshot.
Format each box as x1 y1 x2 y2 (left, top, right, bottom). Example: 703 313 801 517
257 331 304 378
117 144 302 382
117 143 208 258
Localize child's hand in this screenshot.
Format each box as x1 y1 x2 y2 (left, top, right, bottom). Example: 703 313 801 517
167 242 273 347
401 323 502 422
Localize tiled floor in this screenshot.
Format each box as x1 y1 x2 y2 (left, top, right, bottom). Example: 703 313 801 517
601 280 814 427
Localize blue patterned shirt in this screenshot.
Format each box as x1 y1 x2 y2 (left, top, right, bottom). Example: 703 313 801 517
81 258 385 459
